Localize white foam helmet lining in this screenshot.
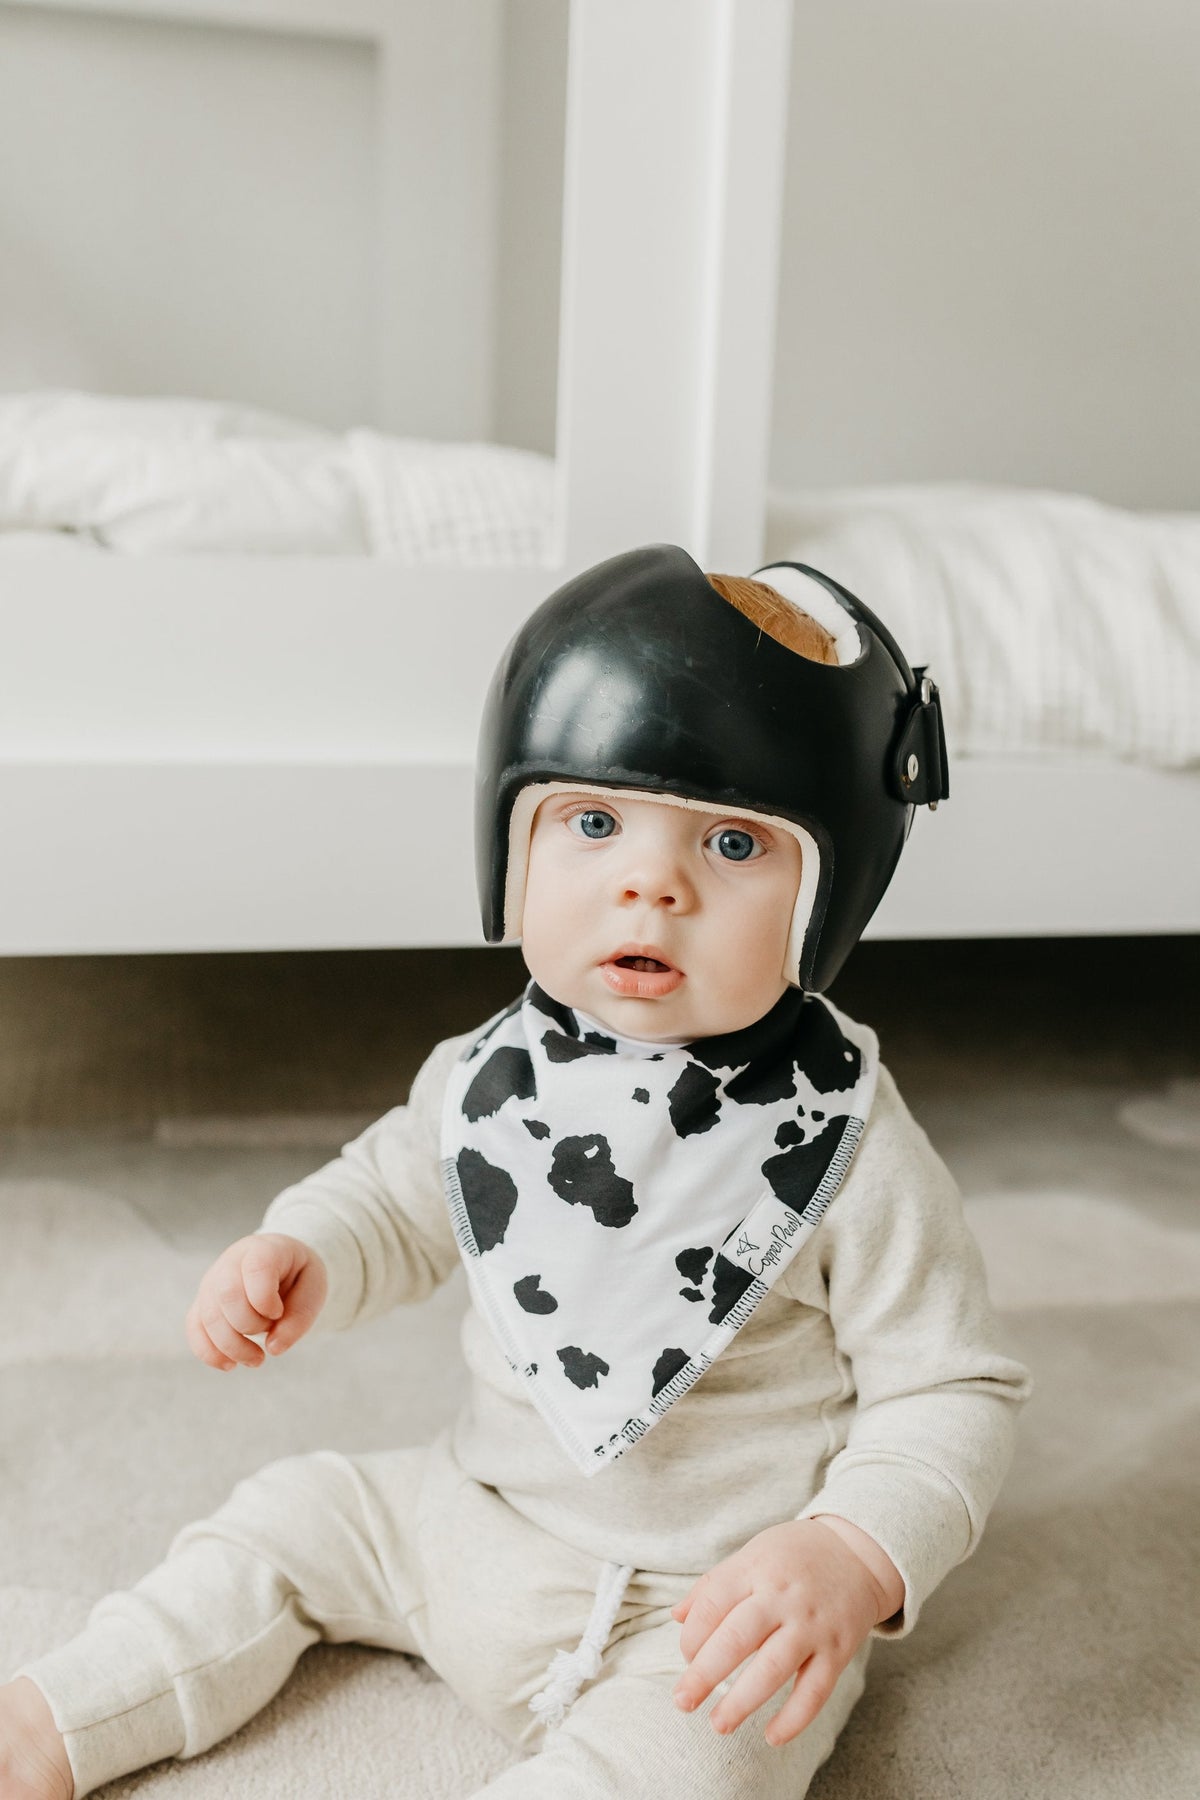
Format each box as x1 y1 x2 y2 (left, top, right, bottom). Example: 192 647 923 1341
500 573 858 988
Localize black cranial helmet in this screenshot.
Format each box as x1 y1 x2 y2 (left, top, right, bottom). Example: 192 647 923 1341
475 543 948 993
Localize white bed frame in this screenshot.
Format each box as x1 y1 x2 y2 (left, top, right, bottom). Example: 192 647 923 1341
2 0 1197 957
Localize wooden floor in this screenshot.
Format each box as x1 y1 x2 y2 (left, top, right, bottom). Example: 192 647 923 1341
0 937 1195 1133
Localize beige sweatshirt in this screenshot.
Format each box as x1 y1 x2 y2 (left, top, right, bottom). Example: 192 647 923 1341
263 1023 1032 1639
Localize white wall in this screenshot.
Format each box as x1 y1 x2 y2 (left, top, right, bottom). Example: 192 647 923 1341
0 3 379 431
770 0 1200 511
0 0 563 445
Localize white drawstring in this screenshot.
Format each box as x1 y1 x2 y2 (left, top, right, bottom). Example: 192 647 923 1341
528 1559 635 1731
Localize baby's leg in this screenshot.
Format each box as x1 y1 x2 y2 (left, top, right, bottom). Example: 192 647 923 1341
12 1447 430 1800
474 1611 870 1800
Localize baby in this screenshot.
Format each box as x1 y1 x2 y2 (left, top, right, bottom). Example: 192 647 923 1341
0 546 1030 1800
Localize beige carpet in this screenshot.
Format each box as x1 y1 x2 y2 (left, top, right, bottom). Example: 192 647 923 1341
2 1094 1199 1798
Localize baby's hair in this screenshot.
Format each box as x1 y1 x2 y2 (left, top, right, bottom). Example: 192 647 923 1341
706 572 839 664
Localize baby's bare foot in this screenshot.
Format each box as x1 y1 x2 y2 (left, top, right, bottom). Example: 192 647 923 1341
0 1680 73 1800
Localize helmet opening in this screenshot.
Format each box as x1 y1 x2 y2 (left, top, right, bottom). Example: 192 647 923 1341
706 572 842 663
740 565 865 667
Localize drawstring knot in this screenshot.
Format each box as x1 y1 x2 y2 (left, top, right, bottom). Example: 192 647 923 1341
528 1560 634 1731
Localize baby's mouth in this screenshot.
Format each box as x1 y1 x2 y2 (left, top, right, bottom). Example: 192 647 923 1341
600 949 685 996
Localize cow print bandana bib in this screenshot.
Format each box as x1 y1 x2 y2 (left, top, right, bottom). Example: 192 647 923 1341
441 981 878 1476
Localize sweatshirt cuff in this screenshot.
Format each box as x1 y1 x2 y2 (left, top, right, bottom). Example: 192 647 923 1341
796 1454 974 1637
259 1198 368 1335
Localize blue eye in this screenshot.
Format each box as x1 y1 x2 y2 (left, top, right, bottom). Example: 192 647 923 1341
568 809 617 840
710 827 760 862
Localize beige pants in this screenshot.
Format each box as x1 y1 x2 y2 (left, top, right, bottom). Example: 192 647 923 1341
21 1430 870 1798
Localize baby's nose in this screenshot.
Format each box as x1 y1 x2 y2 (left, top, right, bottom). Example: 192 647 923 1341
618 852 694 909
623 881 678 906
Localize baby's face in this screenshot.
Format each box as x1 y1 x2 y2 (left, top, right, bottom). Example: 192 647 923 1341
521 788 803 1043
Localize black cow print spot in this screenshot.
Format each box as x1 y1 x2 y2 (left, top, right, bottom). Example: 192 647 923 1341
651 1347 690 1397
725 1057 797 1106
760 1118 846 1211
583 1030 618 1053
667 1063 722 1137
558 1346 610 1389
811 1110 824 1122
462 1046 536 1121
675 1246 713 1284
679 1286 704 1303
774 1119 805 1148
523 1118 551 1140
547 1135 638 1228
797 1000 862 1092
707 1254 756 1324
455 1147 518 1253
542 1030 616 1064
633 1087 650 1104
514 1274 558 1314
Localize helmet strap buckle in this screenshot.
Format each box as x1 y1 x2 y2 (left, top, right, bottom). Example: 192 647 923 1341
893 670 950 806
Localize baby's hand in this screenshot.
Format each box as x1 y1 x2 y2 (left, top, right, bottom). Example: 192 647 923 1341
185 1233 327 1371
670 1518 894 1746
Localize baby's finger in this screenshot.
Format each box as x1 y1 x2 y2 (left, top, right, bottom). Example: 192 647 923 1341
671 1577 700 1623
200 1303 265 1368
240 1243 287 1322
213 1266 279 1339
677 1568 748 1664
674 1596 771 1713
763 1655 838 1748
264 1258 326 1355
185 1306 237 1372
709 1626 806 1737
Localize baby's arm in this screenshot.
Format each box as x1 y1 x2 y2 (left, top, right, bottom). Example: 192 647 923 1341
783 1063 1033 1635
185 1035 468 1367
675 1060 1032 1744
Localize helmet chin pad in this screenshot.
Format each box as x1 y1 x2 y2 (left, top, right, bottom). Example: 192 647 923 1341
503 782 822 991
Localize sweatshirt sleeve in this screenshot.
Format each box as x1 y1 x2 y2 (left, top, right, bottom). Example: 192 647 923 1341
260 1032 467 1333
785 1062 1033 1637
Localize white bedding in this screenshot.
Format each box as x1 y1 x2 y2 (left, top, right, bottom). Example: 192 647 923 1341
765 485 1200 769
0 391 556 563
